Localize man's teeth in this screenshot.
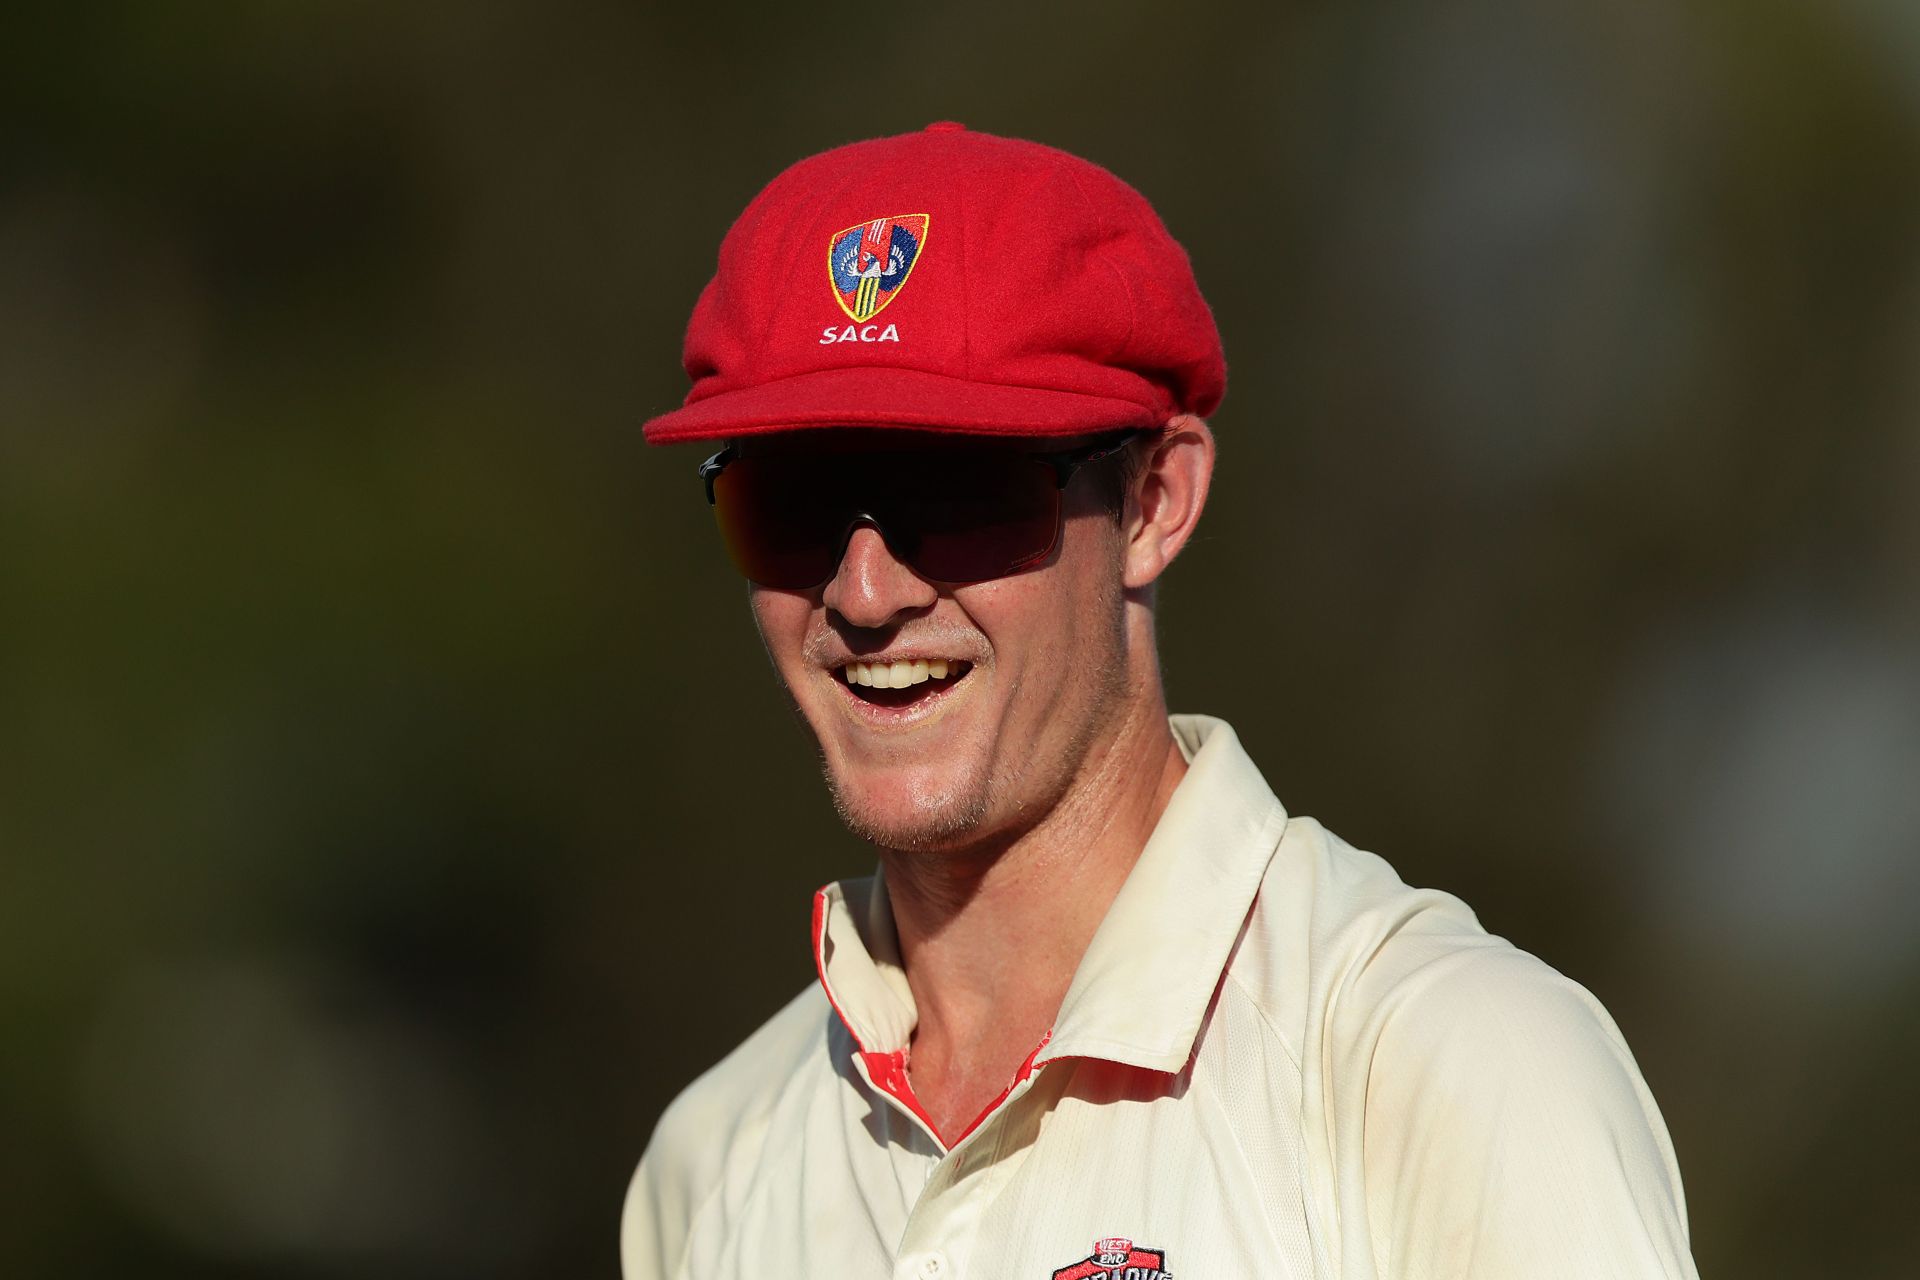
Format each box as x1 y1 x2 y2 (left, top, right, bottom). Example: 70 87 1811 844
842 658 957 688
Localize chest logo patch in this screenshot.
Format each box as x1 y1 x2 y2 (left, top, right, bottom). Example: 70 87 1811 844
828 214 928 323
1050 1237 1172 1280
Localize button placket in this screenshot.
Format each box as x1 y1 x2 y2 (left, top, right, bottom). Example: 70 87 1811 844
895 1066 1042 1280
892 1250 951 1280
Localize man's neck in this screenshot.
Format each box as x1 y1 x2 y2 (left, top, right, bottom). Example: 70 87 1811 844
876 694 1188 1141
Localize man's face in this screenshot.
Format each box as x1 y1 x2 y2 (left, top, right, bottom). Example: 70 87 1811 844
745 432 1137 854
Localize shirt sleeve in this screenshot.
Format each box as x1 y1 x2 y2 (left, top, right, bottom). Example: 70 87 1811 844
1358 947 1699 1280
621 1084 727 1280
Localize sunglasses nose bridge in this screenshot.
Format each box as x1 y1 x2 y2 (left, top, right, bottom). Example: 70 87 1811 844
821 514 938 624
826 511 899 579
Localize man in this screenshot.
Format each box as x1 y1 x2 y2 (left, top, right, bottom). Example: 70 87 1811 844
624 124 1698 1280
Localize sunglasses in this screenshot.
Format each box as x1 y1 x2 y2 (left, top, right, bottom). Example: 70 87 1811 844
697 431 1145 590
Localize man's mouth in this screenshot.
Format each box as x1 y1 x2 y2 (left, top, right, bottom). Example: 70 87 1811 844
838 658 974 710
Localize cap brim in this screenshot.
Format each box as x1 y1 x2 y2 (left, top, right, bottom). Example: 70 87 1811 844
642 365 1163 445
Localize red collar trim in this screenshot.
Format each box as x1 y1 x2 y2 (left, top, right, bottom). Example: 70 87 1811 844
812 888 1061 1147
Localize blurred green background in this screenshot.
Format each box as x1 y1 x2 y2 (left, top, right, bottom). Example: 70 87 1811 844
3 1 1917 1276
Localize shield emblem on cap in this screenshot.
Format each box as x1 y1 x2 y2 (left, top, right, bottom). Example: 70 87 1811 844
828 214 928 323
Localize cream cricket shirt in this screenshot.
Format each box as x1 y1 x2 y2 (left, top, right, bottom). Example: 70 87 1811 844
622 716 1698 1280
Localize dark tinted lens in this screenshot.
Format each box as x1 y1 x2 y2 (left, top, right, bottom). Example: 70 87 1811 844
876 453 1061 584
710 449 1063 589
709 455 849 588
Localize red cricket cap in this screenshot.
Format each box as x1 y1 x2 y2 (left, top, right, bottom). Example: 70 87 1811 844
642 123 1225 444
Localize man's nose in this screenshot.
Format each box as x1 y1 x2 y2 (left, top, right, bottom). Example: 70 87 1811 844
821 524 937 628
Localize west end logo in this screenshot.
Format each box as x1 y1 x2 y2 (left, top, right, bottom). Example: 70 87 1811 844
1050 1237 1173 1280
828 214 928 323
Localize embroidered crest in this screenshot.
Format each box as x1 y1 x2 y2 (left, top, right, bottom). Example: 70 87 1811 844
1050 1237 1172 1280
828 214 928 323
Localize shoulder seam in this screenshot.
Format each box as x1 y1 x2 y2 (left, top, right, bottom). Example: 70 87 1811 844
667 1108 765 1280
1224 970 1304 1073
655 985 828 1278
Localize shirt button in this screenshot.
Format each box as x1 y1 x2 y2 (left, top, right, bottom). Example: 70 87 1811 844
919 1252 949 1279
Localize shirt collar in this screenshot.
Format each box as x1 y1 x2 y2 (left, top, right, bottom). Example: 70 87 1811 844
813 714 1290 1075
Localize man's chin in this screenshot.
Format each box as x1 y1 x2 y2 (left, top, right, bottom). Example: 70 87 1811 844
823 770 994 854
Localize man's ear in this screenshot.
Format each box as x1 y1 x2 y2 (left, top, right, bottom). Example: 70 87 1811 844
1123 416 1215 591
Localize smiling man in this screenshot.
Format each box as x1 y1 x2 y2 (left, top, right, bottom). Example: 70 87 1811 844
623 125 1698 1280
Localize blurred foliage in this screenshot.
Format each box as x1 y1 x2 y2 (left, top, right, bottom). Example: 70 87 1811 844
2 1 1917 1277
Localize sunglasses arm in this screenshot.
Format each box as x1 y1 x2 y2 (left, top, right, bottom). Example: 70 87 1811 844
698 447 736 505
1034 429 1149 488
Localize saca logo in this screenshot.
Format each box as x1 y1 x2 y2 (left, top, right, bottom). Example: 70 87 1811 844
819 323 900 344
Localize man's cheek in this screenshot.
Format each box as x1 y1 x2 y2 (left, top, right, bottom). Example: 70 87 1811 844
747 590 807 663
